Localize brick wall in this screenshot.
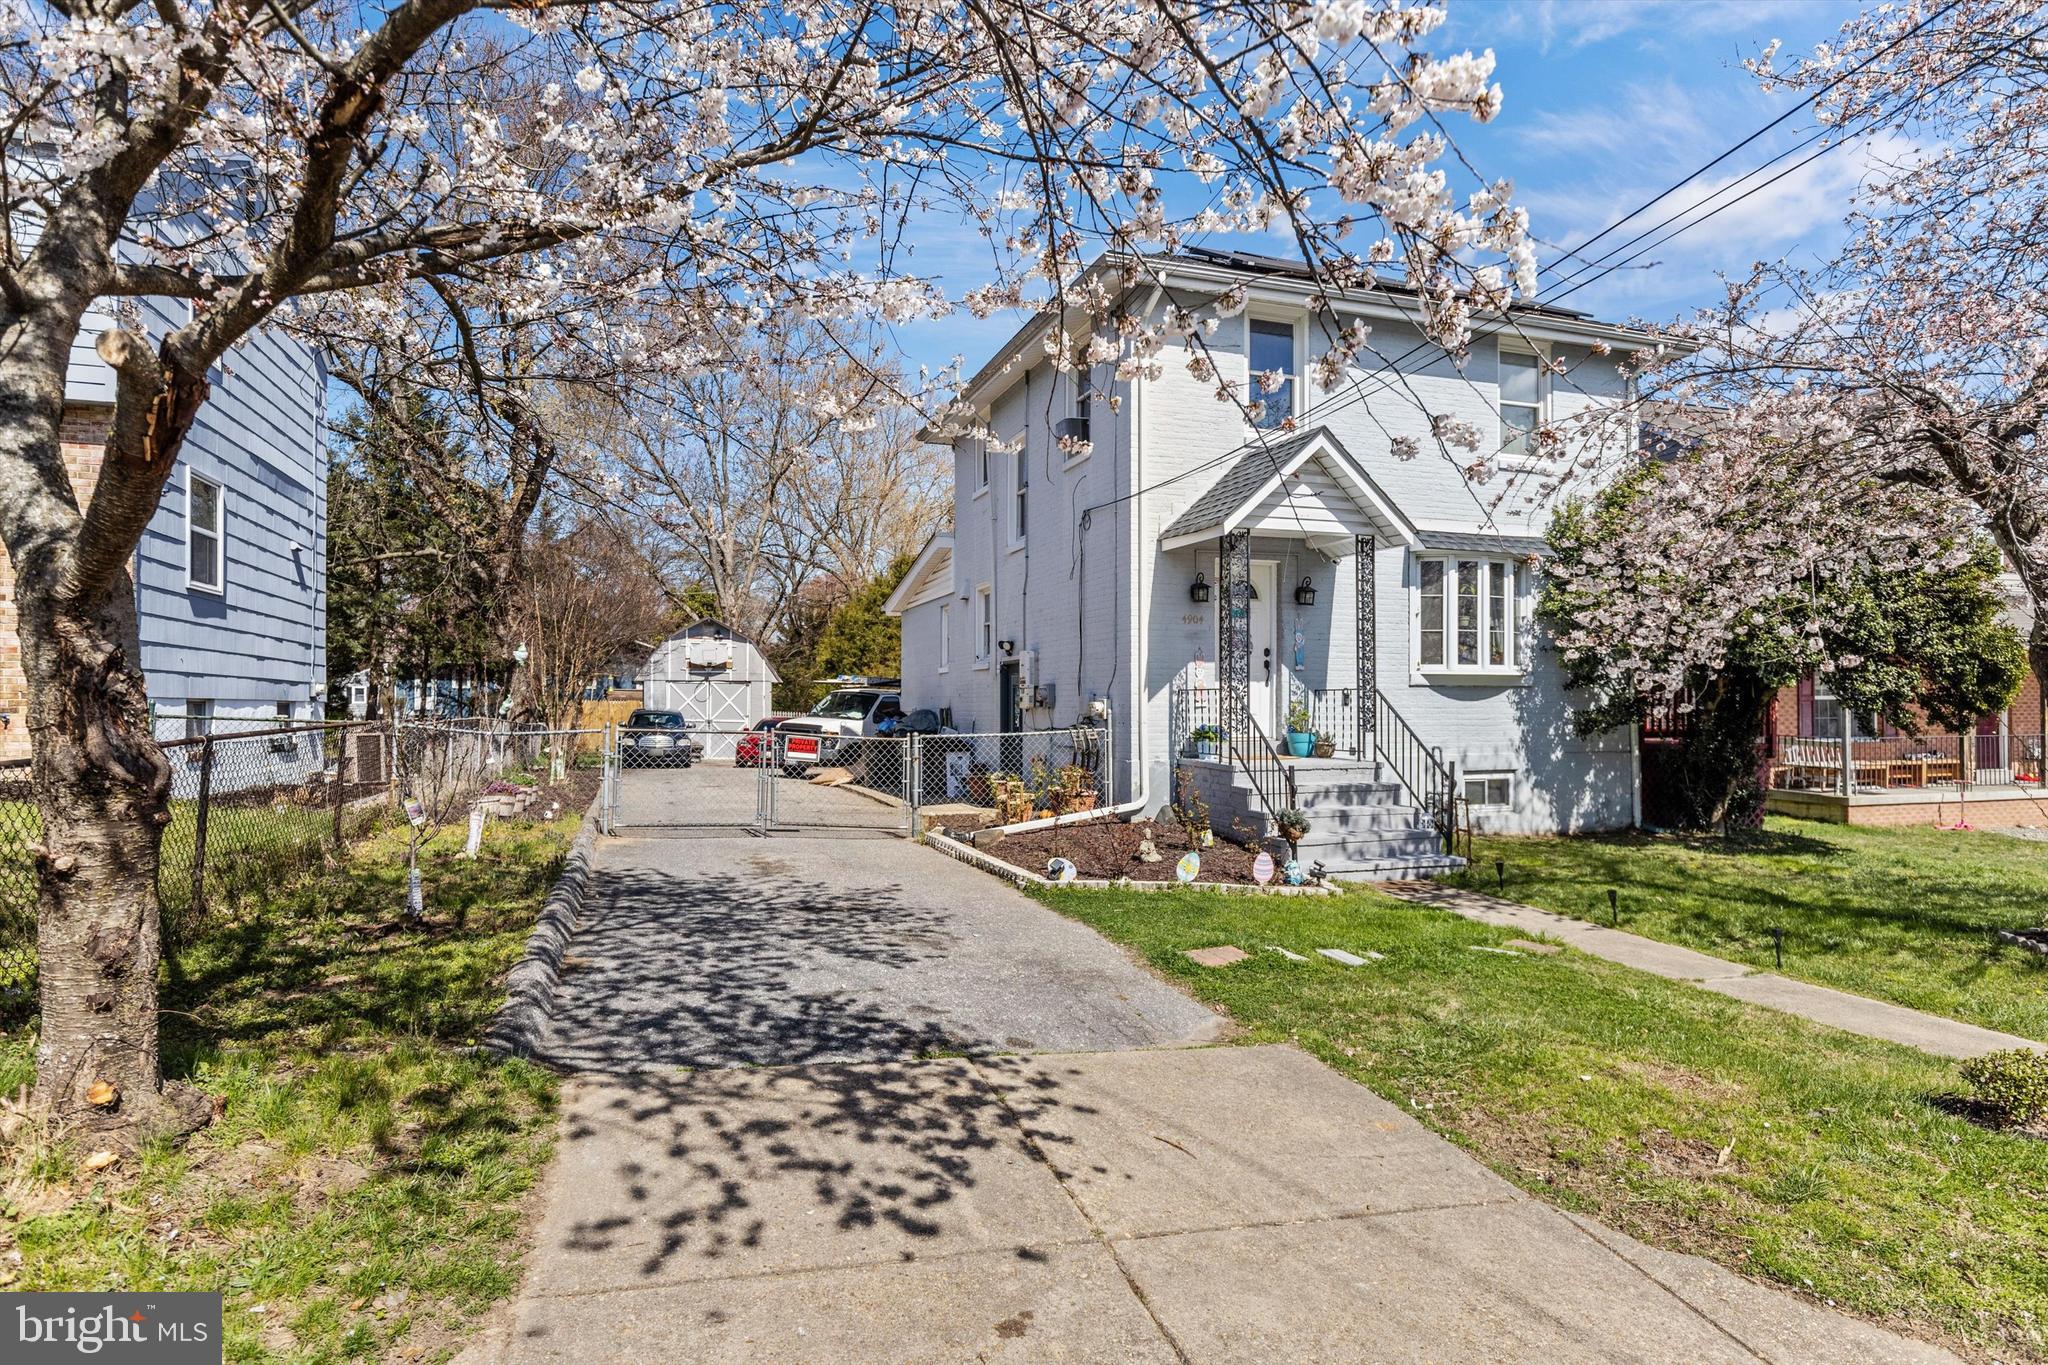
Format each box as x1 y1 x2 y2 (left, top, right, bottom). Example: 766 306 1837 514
0 407 112 762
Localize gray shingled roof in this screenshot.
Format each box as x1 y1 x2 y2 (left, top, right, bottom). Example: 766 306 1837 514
1158 427 1332 541
1416 530 1550 557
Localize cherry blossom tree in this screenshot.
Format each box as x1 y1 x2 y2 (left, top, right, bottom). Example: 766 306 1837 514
1549 0 2048 728
0 0 1534 1137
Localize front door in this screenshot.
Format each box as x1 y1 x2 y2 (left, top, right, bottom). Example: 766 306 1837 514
1250 560 1278 735
998 660 1023 773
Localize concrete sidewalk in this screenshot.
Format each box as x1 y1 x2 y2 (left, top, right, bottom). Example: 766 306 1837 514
478 1045 1953 1363
1377 881 2041 1060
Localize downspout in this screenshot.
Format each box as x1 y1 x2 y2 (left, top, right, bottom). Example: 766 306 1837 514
1109 280 1166 819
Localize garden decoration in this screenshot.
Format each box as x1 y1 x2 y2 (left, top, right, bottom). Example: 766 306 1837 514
1175 851 1201 883
1252 851 1276 885
1047 857 1079 884
1282 858 1306 886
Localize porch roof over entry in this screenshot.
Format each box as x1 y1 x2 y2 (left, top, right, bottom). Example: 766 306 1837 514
1158 426 1421 552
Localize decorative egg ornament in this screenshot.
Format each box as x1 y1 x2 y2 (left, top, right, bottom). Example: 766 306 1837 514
1252 851 1276 885
1175 851 1201 884
1047 857 1079 884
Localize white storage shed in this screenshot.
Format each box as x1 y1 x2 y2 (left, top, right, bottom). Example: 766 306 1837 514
642 619 781 759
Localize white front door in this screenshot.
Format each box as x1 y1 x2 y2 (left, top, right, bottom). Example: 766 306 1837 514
1249 560 1278 735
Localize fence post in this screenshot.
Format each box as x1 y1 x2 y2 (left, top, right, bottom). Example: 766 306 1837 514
190 735 215 915
1838 732 1853 796
907 733 922 838
331 728 348 853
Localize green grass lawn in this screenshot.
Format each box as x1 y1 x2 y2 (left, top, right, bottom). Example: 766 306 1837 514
1040 882 2048 1361
1450 817 2048 1043
0 814 571 1363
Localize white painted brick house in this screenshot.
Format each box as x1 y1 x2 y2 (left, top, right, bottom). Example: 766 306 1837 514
887 249 1655 866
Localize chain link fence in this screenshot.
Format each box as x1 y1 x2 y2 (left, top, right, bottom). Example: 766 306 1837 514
0 718 599 1018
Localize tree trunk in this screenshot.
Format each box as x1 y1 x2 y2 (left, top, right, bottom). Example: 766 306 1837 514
0 314 208 1143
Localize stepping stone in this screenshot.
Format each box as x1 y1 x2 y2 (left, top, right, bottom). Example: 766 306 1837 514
1186 946 1250 968
1264 945 1308 961
1317 948 1369 967
1505 938 1562 956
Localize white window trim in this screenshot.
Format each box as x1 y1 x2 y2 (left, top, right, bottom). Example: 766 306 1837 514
938 602 952 674
1496 340 1551 473
1062 368 1094 470
1245 311 1302 434
1462 771 1515 811
1008 443 1029 549
185 467 225 595
972 434 990 500
1410 552 1529 684
973 585 993 669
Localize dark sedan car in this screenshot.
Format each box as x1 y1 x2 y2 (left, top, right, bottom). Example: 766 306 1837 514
620 709 704 768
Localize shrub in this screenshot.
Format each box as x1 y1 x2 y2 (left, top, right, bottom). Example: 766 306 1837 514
1960 1048 2048 1127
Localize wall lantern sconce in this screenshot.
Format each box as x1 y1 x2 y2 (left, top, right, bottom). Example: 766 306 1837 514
998 639 1017 657
1189 572 1211 603
1293 577 1318 607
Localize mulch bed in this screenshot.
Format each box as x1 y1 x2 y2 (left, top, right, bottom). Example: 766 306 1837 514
987 817 1293 886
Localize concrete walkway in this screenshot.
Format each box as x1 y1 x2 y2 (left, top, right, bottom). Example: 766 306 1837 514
1377 881 2041 1060
472 833 1962 1362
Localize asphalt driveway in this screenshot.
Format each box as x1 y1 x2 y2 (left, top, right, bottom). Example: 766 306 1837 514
531 777 1224 1071
475 809 1957 1364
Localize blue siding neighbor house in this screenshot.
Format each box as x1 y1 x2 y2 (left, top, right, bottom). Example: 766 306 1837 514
0 294 328 761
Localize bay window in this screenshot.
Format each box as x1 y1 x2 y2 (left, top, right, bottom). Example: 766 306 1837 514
1416 554 1523 674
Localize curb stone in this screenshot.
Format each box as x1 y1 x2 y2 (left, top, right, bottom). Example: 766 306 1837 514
483 792 604 1059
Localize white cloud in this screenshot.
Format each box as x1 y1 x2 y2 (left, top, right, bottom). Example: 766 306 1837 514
1480 0 1839 55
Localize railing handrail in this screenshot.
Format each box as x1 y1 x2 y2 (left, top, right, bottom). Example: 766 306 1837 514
1227 710 1297 824
1373 691 1464 855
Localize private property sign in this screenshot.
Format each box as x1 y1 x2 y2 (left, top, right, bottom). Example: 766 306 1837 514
5 1294 221 1362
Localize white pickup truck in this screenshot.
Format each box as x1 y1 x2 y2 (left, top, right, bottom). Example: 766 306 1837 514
773 686 903 772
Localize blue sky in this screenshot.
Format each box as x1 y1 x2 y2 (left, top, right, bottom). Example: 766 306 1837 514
891 0 1869 384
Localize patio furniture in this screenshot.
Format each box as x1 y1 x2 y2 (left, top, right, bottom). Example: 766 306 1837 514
1771 738 1843 790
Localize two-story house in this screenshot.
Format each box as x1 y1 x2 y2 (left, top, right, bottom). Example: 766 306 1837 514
886 248 1656 872
0 291 328 762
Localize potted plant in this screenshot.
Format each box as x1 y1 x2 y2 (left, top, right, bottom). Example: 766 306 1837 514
1284 701 1314 758
1312 730 1337 759
1276 807 1310 857
1190 724 1223 760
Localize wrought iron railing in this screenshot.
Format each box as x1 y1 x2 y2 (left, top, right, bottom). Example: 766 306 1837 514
1229 711 1297 827
1303 687 1367 759
1170 684 1294 825
1372 691 1463 854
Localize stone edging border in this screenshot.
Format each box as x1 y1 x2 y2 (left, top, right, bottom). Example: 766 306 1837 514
484 791 605 1058
1996 929 2048 960
923 829 1338 896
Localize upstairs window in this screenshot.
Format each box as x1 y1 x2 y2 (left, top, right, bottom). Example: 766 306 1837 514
187 471 224 593
939 602 952 671
1417 555 1523 674
1010 446 1028 544
1499 347 1545 459
975 586 994 662
1249 318 1296 430
976 435 989 492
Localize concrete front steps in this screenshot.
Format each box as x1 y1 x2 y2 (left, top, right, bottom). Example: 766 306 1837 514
1180 755 1467 878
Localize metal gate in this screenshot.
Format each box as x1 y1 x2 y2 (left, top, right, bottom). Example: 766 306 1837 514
759 733 914 835
602 722 769 835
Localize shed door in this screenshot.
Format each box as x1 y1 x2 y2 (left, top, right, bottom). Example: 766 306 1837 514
676 678 754 759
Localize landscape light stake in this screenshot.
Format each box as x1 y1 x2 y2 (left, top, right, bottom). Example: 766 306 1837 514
1773 927 1784 970
1494 858 1505 892
1607 888 1618 927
